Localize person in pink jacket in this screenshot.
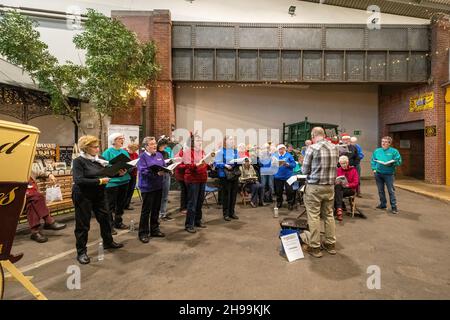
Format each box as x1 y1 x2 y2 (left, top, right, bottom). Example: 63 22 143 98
334 155 359 221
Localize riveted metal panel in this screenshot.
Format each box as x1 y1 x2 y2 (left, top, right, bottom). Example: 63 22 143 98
368 28 408 50
239 27 279 48
238 50 258 81
260 51 280 81
196 26 235 48
367 52 387 81
282 27 322 49
172 25 192 48
408 28 429 51
281 51 301 81
303 51 322 80
409 52 428 82
194 50 214 81
173 49 192 80
325 52 344 81
216 50 236 81
346 52 365 81
388 52 408 81
326 28 365 49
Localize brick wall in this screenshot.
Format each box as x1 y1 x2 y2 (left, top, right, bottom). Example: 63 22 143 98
110 10 176 138
379 17 450 184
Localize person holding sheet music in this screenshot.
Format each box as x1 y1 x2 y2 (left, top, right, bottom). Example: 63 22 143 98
102 133 131 233
273 144 297 211
214 136 240 221
72 135 124 265
371 136 402 214
157 136 174 222
180 134 209 233
334 155 359 221
239 158 264 208
124 143 139 211
137 136 166 243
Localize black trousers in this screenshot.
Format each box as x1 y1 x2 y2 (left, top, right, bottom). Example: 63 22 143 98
124 175 137 209
220 178 239 217
73 188 113 255
274 178 295 207
106 183 129 227
139 189 163 237
177 179 187 211
334 184 355 209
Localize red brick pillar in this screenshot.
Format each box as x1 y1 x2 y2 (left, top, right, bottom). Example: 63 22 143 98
111 10 175 138
428 16 450 184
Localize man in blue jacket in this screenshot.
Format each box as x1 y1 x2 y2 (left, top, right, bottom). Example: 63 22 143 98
273 144 296 210
371 136 402 214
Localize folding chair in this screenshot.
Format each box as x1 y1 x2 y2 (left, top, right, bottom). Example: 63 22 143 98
239 182 252 206
204 184 218 208
345 194 365 218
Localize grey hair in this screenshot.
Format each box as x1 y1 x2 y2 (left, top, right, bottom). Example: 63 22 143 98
311 127 325 138
142 136 156 148
339 155 349 163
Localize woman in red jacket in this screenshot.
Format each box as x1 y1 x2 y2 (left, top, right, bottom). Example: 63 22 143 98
180 134 209 233
334 155 359 221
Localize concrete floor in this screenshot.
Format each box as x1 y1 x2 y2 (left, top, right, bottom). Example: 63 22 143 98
3 181 450 300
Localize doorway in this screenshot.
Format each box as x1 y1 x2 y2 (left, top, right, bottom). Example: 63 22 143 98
392 129 425 180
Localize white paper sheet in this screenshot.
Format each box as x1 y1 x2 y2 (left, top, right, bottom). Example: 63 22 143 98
127 158 139 166
280 233 304 262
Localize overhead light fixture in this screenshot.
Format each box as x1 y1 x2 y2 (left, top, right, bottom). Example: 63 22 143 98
288 6 296 16
185 0 194 3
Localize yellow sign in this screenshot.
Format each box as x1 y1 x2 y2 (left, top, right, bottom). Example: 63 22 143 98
0 120 40 182
410 92 434 112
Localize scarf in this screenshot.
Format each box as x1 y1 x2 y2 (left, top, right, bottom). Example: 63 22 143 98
80 151 109 167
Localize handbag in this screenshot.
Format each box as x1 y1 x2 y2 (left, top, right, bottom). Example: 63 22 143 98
45 185 63 202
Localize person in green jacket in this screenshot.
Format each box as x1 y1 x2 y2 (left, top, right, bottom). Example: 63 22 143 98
371 136 402 214
102 133 131 232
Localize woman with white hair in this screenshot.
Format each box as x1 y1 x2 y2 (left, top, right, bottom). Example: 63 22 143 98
334 155 359 221
102 133 131 233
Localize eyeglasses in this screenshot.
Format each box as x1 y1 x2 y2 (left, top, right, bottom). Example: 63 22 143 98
90 145 100 149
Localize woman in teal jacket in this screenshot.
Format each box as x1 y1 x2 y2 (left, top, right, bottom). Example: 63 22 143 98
371 136 402 214
102 133 131 232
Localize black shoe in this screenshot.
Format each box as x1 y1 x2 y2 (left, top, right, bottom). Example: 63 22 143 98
185 227 196 233
104 241 124 249
30 232 48 243
77 253 90 265
376 205 387 210
111 228 118 235
224 216 231 221
230 214 239 220
258 202 264 207
195 222 207 228
124 206 134 210
391 207 398 214
151 231 165 237
115 223 129 230
43 222 66 230
139 236 150 243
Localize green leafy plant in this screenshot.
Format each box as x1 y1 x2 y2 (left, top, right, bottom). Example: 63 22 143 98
0 10 86 128
0 9 160 146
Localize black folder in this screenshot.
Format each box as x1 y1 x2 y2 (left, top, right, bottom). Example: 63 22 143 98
149 164 172 174
99 153 133 177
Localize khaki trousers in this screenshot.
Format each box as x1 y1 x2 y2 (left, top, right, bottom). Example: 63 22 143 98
304 184 336 249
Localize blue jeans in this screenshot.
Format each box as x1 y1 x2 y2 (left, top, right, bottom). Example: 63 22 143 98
159 173 171 217
185 182 206 228
260 174 274 201
375 173 397 209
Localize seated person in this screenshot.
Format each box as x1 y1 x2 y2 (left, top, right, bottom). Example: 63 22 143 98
334 155 359 221
26 163 67 243
239 158 264 208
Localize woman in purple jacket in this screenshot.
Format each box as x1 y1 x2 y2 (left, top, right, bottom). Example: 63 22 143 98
137 136 166 243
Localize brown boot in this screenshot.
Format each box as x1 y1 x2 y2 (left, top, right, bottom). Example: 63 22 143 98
321 242 337 255
306 246 323 258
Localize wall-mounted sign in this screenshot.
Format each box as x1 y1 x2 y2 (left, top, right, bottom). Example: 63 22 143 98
425 125 437 137
410 92 434 112
400 139 411 149
353 130 362 136
107 125 140 148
